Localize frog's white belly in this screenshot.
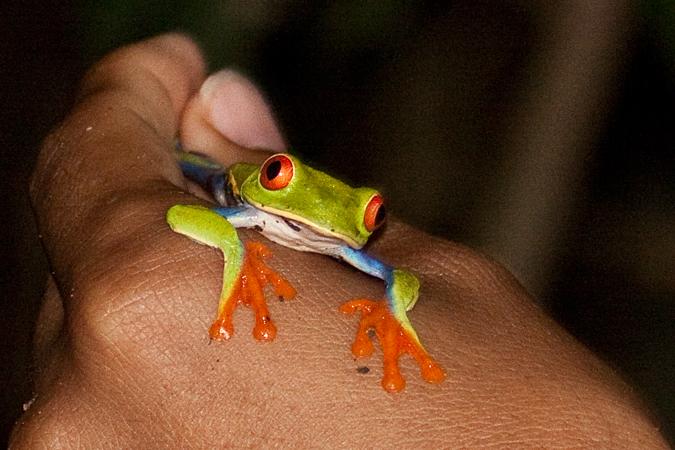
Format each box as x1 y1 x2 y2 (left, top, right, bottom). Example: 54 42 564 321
249 208 346 255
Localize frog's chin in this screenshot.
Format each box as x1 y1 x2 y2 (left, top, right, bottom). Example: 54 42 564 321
249 208 358 255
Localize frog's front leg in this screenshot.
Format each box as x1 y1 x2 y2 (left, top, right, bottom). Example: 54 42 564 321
167 205 296 342
337 247 445 391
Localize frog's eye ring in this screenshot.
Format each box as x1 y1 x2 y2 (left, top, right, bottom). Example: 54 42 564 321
364 194 386 232
260 154 294 190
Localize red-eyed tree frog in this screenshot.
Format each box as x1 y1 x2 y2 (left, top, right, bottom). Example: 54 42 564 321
166 146 444 391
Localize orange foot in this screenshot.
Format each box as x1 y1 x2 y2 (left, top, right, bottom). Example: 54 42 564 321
341 299 445 392
209 242 296 342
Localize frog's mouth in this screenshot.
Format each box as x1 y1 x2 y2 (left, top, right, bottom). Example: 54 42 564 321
247 206 362 255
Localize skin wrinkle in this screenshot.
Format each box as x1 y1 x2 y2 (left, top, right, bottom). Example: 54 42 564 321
81 347 193 447
167 248 224 316
85 227 184 329
69 219 162 309
34 382 97 447
35 146 168 298
30 125 73 198
65 242 209 388
78 375 137 441
93 273 187 346
420 264 648 446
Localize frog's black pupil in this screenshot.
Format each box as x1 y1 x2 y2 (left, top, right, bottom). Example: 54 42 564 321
266 160 281 180
375 204 386 226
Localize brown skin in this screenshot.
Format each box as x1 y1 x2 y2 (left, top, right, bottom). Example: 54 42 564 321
10 34 669 449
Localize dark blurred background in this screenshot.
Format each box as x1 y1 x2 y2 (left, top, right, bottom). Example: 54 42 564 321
2 0 675 446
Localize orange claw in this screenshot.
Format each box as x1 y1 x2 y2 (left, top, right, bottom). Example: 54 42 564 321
341 299 445 392
209 242 296 342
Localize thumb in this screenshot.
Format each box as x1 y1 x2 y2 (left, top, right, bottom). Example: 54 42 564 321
180 69 286 166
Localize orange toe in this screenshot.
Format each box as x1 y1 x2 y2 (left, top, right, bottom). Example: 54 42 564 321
210 242 294 342
342 299 444 391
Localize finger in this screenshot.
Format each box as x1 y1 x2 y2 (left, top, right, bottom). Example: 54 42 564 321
79 33 206 137
30 33 205 270
180 69 286 166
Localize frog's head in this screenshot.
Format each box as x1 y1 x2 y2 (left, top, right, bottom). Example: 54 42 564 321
238 154 385 249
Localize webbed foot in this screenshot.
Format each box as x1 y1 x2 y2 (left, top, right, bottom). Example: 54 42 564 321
210 242 296 342
341 299 444 392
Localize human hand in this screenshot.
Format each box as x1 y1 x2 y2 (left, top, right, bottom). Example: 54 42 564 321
10 34 668 448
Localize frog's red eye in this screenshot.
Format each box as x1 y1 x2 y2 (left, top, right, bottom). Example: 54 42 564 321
260 154 294 190
364 194 386 232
